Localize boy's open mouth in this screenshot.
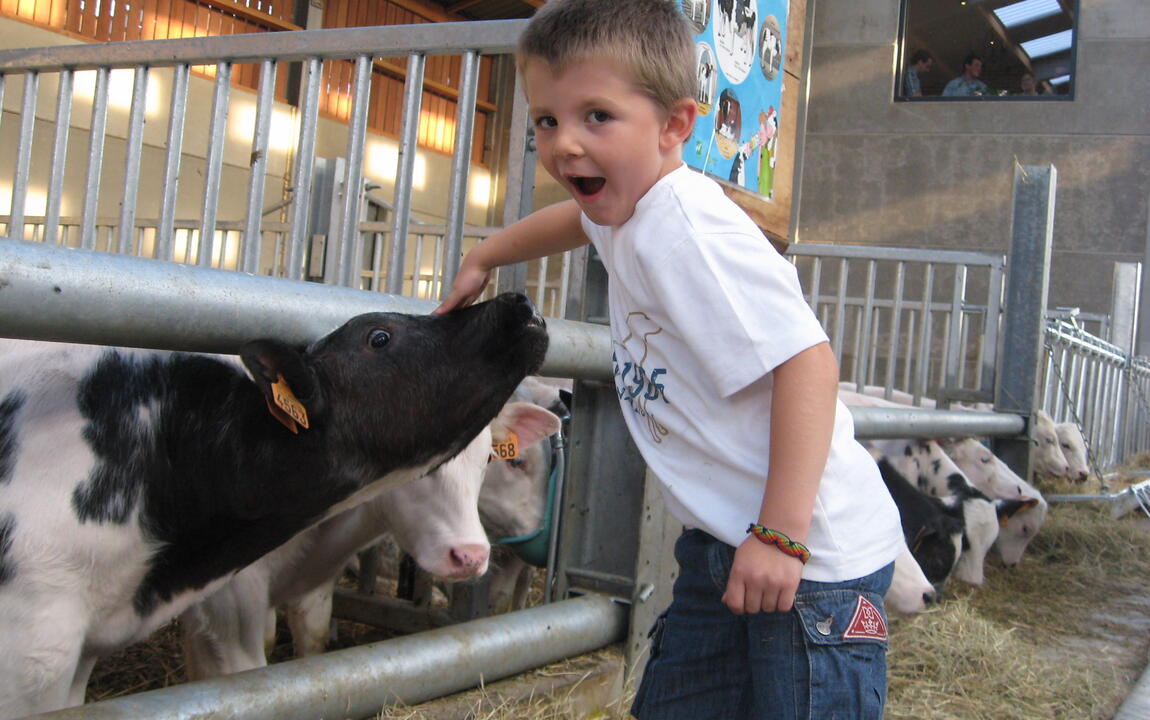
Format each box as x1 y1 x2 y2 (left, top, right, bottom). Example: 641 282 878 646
569 175 606 197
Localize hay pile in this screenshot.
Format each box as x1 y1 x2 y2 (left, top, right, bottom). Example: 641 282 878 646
887 496 1150 720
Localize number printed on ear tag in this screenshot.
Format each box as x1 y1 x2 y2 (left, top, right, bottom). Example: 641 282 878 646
272 374 310 430
491 432 520 461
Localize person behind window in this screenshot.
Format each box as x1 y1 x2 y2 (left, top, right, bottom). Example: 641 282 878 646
1018 71 1042 96
903 49 933 97
942 53 990 97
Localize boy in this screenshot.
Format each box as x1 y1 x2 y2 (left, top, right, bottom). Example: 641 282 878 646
435 1 904 717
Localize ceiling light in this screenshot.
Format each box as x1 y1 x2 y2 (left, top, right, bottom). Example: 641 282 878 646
994 0 1061 28
1021 29 1073 59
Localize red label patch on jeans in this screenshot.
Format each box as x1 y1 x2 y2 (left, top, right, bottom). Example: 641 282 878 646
842 595 887 641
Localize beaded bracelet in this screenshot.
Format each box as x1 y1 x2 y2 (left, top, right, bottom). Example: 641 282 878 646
746 523 811 564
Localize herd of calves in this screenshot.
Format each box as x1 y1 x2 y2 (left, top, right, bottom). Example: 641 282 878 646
0 296 1088 718
840 384 1089 616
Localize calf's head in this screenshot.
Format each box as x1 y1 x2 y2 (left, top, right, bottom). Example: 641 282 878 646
240 293 549 479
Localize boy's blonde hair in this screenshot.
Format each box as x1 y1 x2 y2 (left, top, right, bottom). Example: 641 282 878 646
517 0 697 113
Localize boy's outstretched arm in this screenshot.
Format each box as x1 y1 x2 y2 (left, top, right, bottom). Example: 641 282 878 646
722 341 840 615
435 199 589 314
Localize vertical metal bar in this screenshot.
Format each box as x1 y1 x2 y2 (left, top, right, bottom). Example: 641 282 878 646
807 257 823 314
994 164 1057 478
199 62 233 267
242 60 277 274
558 250 572 320
336 55 373 288
157 64 190 262
903 310 916 390
914 264 935 403
44 69 74 245
832 258 848 365
867 311 881 388
944 264 967 394
958 315 971 389
441 50 481 296
287 58 322 281
981 260 1005 394
116 65 150 256
371 232 386 291
535 256 550 312
885 262 906 393
387 53 426 294
80 68 111 251
10 70 40 241
1044 342 1058 414
412 234 426 297
152 64 188 258
857 259 877 388
496 76 535 297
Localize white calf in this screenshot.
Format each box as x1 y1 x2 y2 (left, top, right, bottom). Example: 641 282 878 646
1031 409 1070 478
1055 422 1090 483
940 437 1049 566
481 377 569 614
182 399 562 677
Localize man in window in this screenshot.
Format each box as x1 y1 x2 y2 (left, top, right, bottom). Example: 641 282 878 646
903 49 932 97
943 53 990 96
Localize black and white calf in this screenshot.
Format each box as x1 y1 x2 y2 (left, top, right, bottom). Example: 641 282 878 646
0 293 547 718
876 458 966 593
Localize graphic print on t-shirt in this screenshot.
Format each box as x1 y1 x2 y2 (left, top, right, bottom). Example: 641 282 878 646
613 312 671 444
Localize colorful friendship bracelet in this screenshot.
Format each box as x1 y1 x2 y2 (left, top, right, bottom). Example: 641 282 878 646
746 523 811 564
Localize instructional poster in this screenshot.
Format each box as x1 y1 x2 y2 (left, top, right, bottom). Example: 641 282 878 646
679 0 788 199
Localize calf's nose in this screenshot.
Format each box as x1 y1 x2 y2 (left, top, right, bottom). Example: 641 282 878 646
446 543 490 578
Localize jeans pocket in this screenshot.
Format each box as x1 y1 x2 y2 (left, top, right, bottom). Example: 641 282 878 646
793 590 889 719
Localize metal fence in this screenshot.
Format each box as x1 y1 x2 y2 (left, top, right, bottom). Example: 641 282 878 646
1041 319 1150 470
791 242 1005 407
804 234 1150 472
0 19 578 312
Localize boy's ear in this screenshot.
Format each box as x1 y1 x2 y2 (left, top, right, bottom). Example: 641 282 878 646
660 97 698 150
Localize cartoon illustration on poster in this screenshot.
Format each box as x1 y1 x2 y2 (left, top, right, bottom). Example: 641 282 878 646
679 0 787 199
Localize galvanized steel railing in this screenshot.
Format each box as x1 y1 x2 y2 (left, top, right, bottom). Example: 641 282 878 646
790 242 1005 406
1041 319 1150 470
0 20 556 307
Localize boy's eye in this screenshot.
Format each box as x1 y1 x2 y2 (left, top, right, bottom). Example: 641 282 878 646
534 115 557 129
587 110 611 124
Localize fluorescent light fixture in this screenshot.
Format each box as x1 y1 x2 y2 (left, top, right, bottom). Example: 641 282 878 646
993 0 1061 28
1048 74 1071 85
1021 29 1073 59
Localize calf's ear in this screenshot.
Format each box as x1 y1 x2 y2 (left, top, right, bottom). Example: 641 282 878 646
240 340 322 432
995 498 1031 525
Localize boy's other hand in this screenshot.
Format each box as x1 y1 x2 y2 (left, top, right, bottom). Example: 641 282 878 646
433 265 491 314
722 535 804 615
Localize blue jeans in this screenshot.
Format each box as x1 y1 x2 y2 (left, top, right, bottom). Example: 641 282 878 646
631 529 894 720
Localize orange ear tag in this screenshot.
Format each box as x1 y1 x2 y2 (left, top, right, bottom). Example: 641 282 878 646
270 373 310 432
491 432 520 461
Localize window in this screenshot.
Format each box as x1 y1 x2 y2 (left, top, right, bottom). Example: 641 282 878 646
897 0 1078 100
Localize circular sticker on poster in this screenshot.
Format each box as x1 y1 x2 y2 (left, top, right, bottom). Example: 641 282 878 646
680 0 711 34
713 0 757 85
759 14 783 80
695 42 718 115
713 87 741 159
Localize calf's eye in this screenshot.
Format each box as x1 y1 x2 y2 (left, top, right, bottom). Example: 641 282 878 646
369 329 391 348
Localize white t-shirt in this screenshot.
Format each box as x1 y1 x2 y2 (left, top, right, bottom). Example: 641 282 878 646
582 165 903 582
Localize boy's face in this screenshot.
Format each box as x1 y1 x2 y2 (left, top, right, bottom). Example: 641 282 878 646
524 57 693 227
